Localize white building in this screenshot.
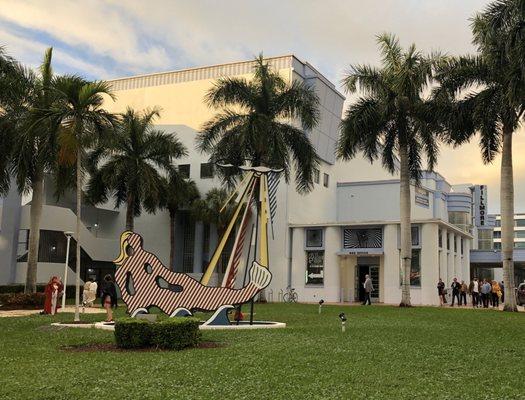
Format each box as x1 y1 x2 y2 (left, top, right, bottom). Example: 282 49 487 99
0 55 489 305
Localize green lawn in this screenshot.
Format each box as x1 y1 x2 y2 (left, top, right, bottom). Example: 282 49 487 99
0 304 523 399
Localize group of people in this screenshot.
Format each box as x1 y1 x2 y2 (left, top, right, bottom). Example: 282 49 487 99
437 277 504 308
41 274 118 322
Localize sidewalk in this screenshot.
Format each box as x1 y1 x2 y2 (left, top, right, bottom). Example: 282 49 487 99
0 306 105 318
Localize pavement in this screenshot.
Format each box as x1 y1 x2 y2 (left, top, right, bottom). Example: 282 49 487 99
0 306 105 318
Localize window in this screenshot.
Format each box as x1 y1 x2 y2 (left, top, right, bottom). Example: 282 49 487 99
447 233 450 250
493 231 501 238
517 219 525 227
494 242 501 250
306 250 324 285
313 168 320 184
438 230 443 248
182 214 195 273
461 238 464 255
305 228 323 248
323 173 329 188
411 226 420 246
516 231 525 238
178 164 190 179
400 249 421 287
495 219 501 227
344 228 382 249
16 229 29 259
515 242 525 249
200 163 214 179
454 236 457 253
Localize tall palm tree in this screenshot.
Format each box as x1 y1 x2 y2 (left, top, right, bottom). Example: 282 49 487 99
48 76 116 321
158 170 199 269
86 107 187 231
337 34 443 307
435 2 524 312
196 54 320 193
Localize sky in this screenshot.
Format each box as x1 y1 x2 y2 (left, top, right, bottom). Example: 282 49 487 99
0 0 524 213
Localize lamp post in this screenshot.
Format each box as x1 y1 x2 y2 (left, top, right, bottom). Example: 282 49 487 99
318 299 324 314
61 231 74 310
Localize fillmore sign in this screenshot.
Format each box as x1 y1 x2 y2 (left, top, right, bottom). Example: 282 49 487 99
474 185 487 227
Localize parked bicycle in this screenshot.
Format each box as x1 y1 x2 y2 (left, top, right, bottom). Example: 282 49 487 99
283 286 298 303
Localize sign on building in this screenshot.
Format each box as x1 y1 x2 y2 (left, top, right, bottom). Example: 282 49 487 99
473 185 488 227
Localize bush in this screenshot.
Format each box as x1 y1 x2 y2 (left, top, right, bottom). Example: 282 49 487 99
114 317 201 350
0 285 76 298
0 293 46 308
114 318 152 349
151 318 201 350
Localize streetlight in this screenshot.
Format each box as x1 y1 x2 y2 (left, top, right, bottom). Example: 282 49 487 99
339 312 347 332
318 299 324 314
61 231 74 310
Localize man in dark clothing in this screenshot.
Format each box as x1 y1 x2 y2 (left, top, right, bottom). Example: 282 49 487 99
451 278 461 306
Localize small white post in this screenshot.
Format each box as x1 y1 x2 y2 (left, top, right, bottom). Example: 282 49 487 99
342 321 346 332
61 232 73 310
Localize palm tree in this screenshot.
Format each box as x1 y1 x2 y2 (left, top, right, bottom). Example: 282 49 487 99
48 76 116 321
337 34 443 307
86 107 187 231
435 2 524 312
158 170 199 269
191 188 236 274
196 54 320 193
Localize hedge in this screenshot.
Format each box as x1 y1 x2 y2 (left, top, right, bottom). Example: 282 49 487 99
0 293 45 308
114 317 201 350
0 285 76 298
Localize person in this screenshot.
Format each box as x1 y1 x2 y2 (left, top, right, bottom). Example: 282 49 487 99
491 280 501 308
500 280 505 303
437 278 446 306
480 279 491 308
362 274 374 305
450 278 461 306
460 280 468 306
469 278 480 308
82 279 97 308
100 274 118 322
43 276 64 315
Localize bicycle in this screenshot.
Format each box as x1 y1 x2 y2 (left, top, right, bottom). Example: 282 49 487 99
283 286 298 303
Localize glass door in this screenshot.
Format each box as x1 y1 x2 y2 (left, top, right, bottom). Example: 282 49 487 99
369 265 380 301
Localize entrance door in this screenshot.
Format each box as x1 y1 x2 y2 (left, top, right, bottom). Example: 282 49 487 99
356 265 380 302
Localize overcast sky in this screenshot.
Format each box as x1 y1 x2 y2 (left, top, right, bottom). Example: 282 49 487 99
1 0 523 212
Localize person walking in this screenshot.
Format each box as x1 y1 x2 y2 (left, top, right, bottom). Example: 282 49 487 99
469 278 480 308
460 280 468 306
362 274 374 305
100 274 118 322
450 278 461 307
491 280 501 308
437 278 446 306
480 279 491 308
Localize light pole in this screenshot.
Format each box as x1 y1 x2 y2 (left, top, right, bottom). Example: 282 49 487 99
61 231 73 311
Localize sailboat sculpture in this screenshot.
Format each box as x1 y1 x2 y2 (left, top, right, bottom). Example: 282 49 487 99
112 165 281 325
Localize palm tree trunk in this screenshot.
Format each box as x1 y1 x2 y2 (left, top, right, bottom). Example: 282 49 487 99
501 124 517 312
169 209 176 270
74 148 82 322
399 144 412 307
126 193 134 231
24 175 44 294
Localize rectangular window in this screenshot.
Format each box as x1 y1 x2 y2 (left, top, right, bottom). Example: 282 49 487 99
493 231 501 238
447 233 450 250
516 231 525 238
461 238 464 255
305 228 323 248
494 242 501 250
495 219 501 227
454 237 457 253
200 163 214 179
411 226 420 246
323 173 329 188
313 168 320 184
515 242 525 249
516 219 525 227
16 229 29 259
438 230 443 248
306 250 324 285
178 164 190 179
399 249 421 287
182 214 195 273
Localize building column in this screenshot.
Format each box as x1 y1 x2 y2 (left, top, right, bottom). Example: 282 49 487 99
193 221 204 273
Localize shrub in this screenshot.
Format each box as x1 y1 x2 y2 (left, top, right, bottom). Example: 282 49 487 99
0 293 46 308
0 285 76 298
114 318 152 349
151 317 201 350
113 317 201 350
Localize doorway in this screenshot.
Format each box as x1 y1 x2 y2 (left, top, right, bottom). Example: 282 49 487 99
356 264 380 303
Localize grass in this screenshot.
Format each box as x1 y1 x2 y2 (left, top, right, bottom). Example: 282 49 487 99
0 303 523 399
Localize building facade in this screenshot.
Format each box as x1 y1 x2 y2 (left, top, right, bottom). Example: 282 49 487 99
0 55 492 304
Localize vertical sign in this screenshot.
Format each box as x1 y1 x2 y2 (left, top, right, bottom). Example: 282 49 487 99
474 185 487 227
